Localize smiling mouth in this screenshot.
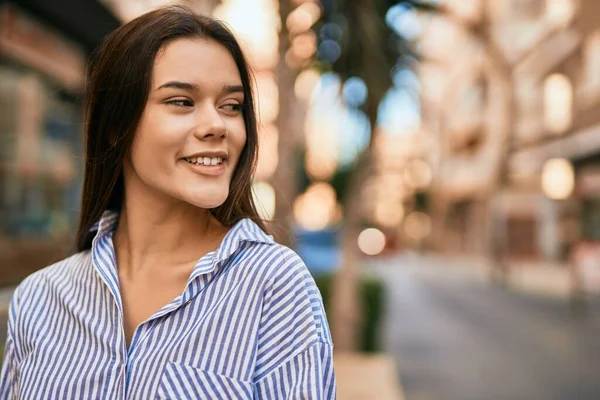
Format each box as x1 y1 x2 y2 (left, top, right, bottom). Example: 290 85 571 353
183 156 225 166
181 157 226 176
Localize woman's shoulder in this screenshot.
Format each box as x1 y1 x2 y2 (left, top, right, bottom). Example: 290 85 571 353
249 243 325 310
248 243 334 354
237 241 322 305
243 241 311 281
13 250 92 300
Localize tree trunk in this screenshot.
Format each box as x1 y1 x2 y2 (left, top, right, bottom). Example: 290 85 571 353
331 93 381 352
330 151 370 351
478 1 515 284
272 0 303 246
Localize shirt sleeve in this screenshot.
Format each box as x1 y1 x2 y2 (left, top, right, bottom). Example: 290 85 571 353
0 288 21 399
252 246 336 399
253 341 336 399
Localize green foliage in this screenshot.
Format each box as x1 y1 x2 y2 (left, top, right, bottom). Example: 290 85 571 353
314 273 386 352
358 276 386 352
328 164 357 205
313 0 439 78
295 147 311 195
414 191 429 212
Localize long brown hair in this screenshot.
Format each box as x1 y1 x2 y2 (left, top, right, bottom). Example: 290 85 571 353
76 5 267 251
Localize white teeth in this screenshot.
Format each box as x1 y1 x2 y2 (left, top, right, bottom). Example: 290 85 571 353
185 156 224 166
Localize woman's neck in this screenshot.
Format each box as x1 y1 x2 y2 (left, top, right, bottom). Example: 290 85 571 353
113 199 227 276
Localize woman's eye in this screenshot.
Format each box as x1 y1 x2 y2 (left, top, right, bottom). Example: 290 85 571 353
166 99 193 107
222 103 243 113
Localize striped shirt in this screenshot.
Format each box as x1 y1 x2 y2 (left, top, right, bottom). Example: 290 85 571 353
0 210 336 399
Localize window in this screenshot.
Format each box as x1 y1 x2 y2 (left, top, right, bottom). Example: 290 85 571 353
0 66 82 240
543 73 573 134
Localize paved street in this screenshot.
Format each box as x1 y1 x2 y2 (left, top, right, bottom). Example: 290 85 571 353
368 254 600 400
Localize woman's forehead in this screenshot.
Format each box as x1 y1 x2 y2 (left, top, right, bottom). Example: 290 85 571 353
152 38 242 89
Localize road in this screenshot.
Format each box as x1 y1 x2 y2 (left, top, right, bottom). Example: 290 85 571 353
368 254 600 400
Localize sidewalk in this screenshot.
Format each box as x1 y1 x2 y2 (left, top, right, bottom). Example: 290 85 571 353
334 352 405 400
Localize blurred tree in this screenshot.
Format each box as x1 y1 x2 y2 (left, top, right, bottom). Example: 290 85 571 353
270 0 308 245
312 0 437 351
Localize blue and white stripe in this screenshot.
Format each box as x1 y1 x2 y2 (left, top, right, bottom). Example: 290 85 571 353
0 210 336 399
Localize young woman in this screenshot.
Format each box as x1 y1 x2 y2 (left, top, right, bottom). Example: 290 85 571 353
0 6 336 399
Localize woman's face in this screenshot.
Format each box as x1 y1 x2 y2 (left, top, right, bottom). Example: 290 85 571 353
124 38 247 210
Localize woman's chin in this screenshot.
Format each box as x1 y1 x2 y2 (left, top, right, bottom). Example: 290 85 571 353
185 193 228 210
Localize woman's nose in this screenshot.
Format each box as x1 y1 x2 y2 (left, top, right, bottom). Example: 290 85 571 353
193 105 227 140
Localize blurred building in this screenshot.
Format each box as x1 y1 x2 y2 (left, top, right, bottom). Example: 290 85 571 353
0 0 119 285
422 0 600 265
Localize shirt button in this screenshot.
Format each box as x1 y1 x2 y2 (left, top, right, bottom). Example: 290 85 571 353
184 299 192 306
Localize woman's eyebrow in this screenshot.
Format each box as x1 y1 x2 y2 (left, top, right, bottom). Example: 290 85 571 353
155 81 199 92
154 82 243 95
222 84 244 94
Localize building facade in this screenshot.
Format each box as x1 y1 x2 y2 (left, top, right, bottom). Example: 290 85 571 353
422 0 600 269
0 0 119 286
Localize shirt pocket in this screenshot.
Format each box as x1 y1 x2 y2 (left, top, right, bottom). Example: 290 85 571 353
156 362 253 399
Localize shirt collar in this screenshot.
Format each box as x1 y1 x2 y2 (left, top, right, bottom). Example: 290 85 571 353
90 210 275 313
90 209 275 265
90 209 120 237
214 216 275 264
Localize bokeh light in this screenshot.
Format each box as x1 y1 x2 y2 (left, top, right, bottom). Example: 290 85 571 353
293 182 338 230
546 0 578 28
378 88 421 135
391 66 421 93
318 39 342 63
403 159 433 189
255 124 279 181
343 77 368 107
286 2 321 34
544 73 573 134
213 0 280 70
254 72 279 124
294 68 320 102
385 3 422 40
305 149 337 181
319 22 344 42
358 228 386 256
374 202 405 228
404 211 431 240
291 31 318 60
541 158 575 200
252 181 276 220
